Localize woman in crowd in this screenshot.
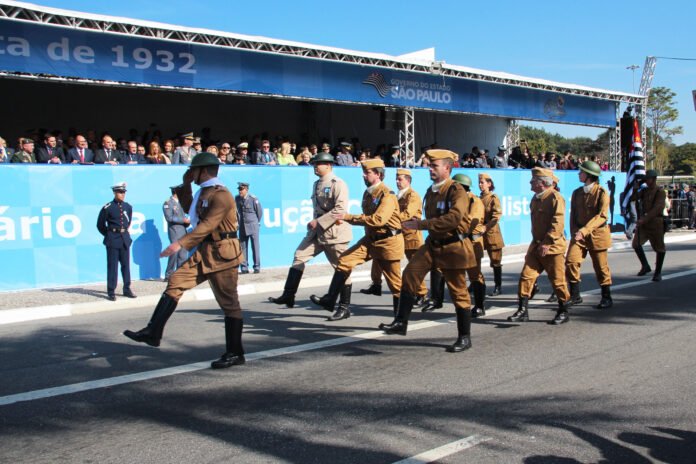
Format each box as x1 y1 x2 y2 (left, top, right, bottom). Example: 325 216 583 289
277 142 298 166
162 139 176 163
145 141 170 164
298 151 312 166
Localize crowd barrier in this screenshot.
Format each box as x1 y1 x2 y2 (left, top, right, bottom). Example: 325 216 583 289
0 165 626 291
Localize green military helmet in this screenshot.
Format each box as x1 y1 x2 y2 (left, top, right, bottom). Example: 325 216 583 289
644 169 658 178
579 160 601 177
452 173 472 187
309 153 335 164
189 152 221 167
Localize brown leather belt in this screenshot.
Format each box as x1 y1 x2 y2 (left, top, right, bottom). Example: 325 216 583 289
429 233 465 247
204 231 238 241
370 229 402 241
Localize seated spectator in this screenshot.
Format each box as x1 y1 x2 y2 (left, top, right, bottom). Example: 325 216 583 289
298 151 312 166
309 144 319 158
67 134 95 164
94 134 121 165
36 133 65 164
236 142 250 164
416 151 431 167
493 146 508 168
172 133 196 164
295 145 310 163
354 151 367 165
251 140 277 165
335 142 355 166
387 146 401 167
0 136 14 163
219 143 234 164
122 140 146 164
11 138 37 163
232 154 246 165
600 161 609 171
162 139 176 163
193 138 203 153
145 141 170 164
136 144 147 157
320 143 332 156
474 150 488 168
277 142 298 165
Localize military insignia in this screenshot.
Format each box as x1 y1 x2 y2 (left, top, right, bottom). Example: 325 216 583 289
437 201 444 210
324 187 331 195
164 204 170 209
103 202 112 210
202 199 209 208
372 197 380 205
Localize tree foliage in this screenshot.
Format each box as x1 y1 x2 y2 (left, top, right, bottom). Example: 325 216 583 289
646 86 683 173
668 143 696 175
519 126 610 160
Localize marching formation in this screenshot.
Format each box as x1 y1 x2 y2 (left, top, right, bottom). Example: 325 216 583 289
120 149 667 369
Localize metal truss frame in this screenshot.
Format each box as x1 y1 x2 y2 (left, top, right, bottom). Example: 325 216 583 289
609 103 622 171
399 108 415 163
505 120 519 153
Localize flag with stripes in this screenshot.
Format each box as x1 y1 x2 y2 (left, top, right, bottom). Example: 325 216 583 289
621 118 646 239
363 73 393 98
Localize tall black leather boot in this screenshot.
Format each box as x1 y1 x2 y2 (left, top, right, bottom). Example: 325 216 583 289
471 282 486 318
359 282 382 296
123 293 178 347
530 279 540 300
421 270 445 312
653 252 665 282
569 281 583 305
596 285 613 309
268 267 303 308
507 297 529 322
488 266 502 296
634 246 651 276
327 284 352 321
549 300 570 325
379 293 416 335
392 296 400 316
546 290 558 303
447 307 472 352
310 271 348 312
211 317 246 369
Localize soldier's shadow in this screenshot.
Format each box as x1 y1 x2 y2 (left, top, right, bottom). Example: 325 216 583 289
132 219 162 280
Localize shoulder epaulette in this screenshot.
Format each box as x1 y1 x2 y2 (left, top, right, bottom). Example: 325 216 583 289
103 202 112 210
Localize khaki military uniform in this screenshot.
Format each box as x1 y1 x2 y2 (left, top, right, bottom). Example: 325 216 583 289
290 173 352 279
369 187 426 296
632 184 667 253
518 188 570 302
464 191 486 285
402 179 476 309
566 183 612 286
339 182 404 296
167 185 243 318
480 191 504 267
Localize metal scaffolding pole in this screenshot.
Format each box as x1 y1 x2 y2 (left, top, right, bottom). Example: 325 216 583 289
399 108 415 166
609 103 622 171
505 120 519 151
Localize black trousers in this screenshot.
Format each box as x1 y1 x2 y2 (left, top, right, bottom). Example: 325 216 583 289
107 245 131 296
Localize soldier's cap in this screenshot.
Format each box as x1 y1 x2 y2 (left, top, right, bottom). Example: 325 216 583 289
321 143 331 149
182 132 195 140
189 152 221 168
310 153 335 164
340 141 352 149
579 160 601 177
170 183 183 192
478 172 492 181
531 167 554 179
237 182 249 189
497 145 506 152
21 138 34 145
111 181 127 192
425 149 458 161
645 169 658 178
193 137 202 144
391 145 400 151
452 173 472 187
237 142 249 149
396 168 411 177
362 158 385 170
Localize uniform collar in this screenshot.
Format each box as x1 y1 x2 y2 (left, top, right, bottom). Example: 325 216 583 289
397 186 410 199
583 182 597 194
430 178 448 193
366 181 382 194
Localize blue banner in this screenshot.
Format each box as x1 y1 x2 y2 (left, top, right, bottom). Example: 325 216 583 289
0 165 625 291
0 19 616 127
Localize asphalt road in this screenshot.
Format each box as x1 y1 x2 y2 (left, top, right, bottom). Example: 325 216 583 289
1 241 695 463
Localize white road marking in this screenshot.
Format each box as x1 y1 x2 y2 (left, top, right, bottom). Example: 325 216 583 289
391 435 491 463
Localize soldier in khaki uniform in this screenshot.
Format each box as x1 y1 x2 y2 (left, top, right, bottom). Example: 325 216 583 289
566 161 613 309
508 167 572 325
479 173 505 297
632 169 667 281
380 149 477 353
124 152 246 369
310 158 404 321
360 168 426 302
268 153 352 310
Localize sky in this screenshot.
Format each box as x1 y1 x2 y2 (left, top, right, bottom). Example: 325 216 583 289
30 0 696 145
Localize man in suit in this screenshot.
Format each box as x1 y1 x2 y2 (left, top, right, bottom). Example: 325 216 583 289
35 133 65 164
163 184 190 279
122 140 146 164
250 140 277 165
235 182 263 274
96 182 137 301
67 134 95 164
0 136 14 163
94 135 122 165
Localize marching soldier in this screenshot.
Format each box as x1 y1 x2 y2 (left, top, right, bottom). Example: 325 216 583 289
96 182 136 301
360 168 426 304
268 153 352 310
566 161 613 308
379 149 476 353
124 152 246 370
235 182 263 274
479 173 505 297
508 168 571 325
310 158 404 321
633 169 667 281
163 184 190 279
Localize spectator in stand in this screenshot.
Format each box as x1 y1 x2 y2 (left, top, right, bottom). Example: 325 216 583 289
387 146 401 167
146 141 170 164
0 137 14 163
474 149 488 168
298 151 312 166
309 144 319 159
277 142 298 166
122 141 146 164
355 151 368 165
219 143 234 164
35 133 65 164
233 154 246 165
493 145 508 168
172 133 196 164
558 151 573 170
600 161 609 171
11 138 37 163
236 142 249 163
136 144 147 157
67 135 95 164
320 143 332 155
295 146 312 163
207 144 219 156
686 185 696 229
163 139 176 163
416 152 431 168
95 135 121 165
335 142 355 166
251 139 277 165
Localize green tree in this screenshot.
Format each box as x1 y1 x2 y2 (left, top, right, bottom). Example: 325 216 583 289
668 143 696 175
646 86 683 173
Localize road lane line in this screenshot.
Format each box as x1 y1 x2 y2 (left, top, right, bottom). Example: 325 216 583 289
391 435 491 463
2 267 695 407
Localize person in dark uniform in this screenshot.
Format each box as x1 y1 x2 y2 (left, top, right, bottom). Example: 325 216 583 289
163 184 190 279
96 182 137 301
235 182 263 274
633 169 667 281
